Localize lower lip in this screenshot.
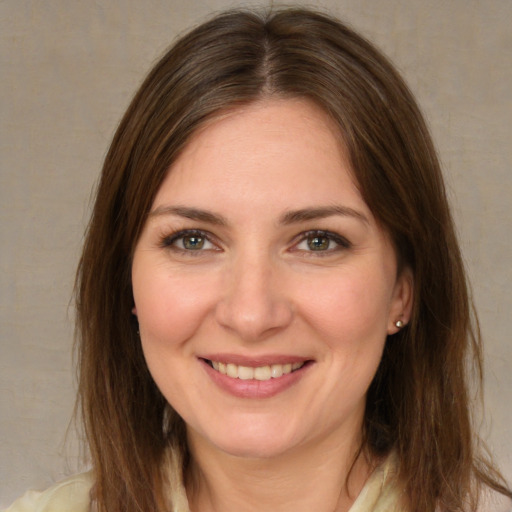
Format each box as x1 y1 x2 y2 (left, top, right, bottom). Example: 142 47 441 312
200 359 312 399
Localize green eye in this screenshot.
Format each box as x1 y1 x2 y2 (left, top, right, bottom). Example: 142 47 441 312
182 235 205 250
162 230 215 252
307 235 330 251
294 230 351 254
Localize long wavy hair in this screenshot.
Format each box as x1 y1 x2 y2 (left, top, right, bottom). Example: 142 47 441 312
75 8 511 512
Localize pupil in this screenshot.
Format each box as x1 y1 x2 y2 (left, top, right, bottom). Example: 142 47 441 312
308 236 329 250
183 236 204 250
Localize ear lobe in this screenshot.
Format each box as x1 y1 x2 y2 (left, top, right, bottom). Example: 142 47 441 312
388 267 414 334
132 306 138 316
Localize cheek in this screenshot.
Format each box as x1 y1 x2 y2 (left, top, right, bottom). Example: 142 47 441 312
132 267 218 347
297 265 393 350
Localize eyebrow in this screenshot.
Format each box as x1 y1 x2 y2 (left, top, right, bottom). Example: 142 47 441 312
149 206 229 226
148 204 368 226
280 206 369 225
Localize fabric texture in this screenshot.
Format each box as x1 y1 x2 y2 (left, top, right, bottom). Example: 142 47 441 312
3 452 403 512
4 472 93 512
4 450 511 512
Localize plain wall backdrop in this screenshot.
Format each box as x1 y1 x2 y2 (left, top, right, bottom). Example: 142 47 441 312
1 0 511 506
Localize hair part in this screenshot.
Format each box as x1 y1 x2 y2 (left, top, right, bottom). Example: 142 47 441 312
75 8 511 512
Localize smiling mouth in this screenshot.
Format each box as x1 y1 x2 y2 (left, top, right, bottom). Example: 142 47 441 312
205 360 307 381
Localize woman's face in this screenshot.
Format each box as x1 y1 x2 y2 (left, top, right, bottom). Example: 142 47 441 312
132 99 412 459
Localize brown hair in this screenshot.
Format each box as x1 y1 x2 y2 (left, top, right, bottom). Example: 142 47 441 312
75 8 511 512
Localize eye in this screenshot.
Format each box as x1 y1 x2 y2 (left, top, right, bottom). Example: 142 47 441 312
180 234 209 250
161 230 217 252
294 230 350 253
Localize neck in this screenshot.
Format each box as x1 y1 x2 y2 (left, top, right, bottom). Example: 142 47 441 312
185 428 373 512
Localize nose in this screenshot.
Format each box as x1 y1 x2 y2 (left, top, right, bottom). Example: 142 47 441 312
214 252 294 342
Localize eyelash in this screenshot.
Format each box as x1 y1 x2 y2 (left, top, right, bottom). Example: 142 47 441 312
159 229 351 256
160 229 217 255
292 230 351 256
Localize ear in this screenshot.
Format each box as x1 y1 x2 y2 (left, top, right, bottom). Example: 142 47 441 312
132 306 138 316
387 267 414 335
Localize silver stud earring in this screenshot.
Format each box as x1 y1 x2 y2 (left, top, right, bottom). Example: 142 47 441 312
395 320 404 328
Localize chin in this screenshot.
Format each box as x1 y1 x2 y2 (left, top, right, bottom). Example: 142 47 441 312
216 435 298 460
189 414 305 460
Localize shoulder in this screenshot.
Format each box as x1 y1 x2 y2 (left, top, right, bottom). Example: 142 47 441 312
349 452 406 512
3 472 94 512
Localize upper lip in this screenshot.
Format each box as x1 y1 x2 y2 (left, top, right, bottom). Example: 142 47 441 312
199 353 312 367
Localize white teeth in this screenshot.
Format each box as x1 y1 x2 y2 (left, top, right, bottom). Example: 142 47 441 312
270 364 283 378
254 366 271 381
238 366 254 380
210 360 305 380
226 363 237 378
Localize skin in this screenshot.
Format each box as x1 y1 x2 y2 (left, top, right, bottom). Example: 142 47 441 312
131 98 413 511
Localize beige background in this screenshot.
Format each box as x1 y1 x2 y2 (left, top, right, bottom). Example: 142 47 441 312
1 0 510 505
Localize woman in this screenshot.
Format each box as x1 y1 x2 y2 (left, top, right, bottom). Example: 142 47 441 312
6 7 511 512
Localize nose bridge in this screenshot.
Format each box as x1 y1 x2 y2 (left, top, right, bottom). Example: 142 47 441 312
215 246 293 341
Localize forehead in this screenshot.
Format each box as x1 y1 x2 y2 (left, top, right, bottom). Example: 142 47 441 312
152 98 368 217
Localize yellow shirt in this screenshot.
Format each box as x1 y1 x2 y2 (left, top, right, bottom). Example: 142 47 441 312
4 472 94 512
4 452 403 512
5 452 510 512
